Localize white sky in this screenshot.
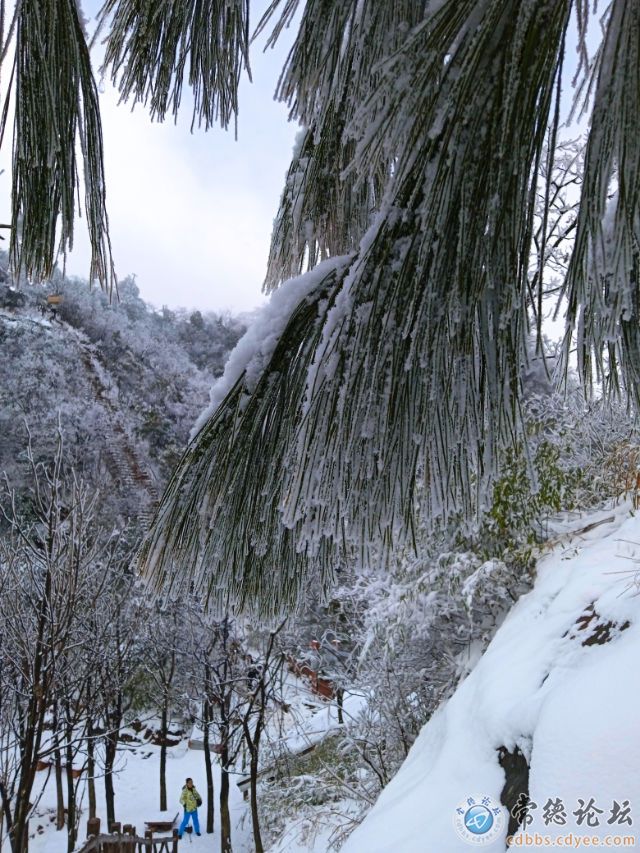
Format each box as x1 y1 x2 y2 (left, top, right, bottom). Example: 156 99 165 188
69 2 300 315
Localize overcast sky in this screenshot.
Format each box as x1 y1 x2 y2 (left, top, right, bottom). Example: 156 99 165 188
0 5 598 319
67 3 300 315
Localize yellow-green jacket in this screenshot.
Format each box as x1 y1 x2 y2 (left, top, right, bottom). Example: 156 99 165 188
180 785 201 812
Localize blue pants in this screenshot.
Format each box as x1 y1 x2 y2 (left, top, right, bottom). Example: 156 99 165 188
179 809 200 835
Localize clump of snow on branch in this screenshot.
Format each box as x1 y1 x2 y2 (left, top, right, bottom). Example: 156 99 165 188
192 254 354 437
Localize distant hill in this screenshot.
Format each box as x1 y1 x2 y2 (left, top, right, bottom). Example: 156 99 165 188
0 266 244 526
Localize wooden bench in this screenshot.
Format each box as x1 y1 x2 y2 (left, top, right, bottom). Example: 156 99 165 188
144 813 178 834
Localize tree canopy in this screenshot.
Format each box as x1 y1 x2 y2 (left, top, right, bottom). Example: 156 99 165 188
2 0 639 614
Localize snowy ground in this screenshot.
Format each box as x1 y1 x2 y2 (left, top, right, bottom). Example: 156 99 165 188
22 736 253 853
17 671 361 853
344 502 640 851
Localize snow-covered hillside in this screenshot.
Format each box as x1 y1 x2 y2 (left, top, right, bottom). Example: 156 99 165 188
0 277 244 491
344 504 640 851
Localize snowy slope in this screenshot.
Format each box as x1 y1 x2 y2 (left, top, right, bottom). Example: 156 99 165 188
344 504 640 852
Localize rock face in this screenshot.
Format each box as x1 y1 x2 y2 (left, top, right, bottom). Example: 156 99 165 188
498 745 530 836
344 506 640 852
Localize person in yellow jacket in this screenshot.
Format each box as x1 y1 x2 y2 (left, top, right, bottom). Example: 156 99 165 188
178 777 202 838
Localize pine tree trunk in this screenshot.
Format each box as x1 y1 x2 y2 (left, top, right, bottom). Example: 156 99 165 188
52 702 65 830
87 720 96 820
202 696 214 834
220 749 232 853
159 698 168 811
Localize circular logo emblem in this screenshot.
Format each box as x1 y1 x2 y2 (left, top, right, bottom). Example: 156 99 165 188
454 795 505 846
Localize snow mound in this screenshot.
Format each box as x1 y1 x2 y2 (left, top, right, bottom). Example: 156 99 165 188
344 504 640 851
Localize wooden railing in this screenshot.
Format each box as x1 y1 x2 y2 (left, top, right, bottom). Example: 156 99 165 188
285 654 335 699
77 819 178 853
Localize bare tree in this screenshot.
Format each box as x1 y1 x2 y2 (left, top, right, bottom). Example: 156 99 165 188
186 614 251 853
238 622 287 853
94 585 145 828
185 609 289 853
0 429 125 851
143 600 190 812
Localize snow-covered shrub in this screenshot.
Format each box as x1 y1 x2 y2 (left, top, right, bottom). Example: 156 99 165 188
259 734 369 851
477 387 638 558
481 439 575 553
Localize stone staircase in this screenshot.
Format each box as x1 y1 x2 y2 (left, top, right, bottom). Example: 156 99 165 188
78 345 160 529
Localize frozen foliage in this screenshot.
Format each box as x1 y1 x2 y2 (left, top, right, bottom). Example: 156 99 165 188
0 1 638 618
2 0 637 620
141 2 640 616
101 0 250 132
4 0 113 289
564 1 640 399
